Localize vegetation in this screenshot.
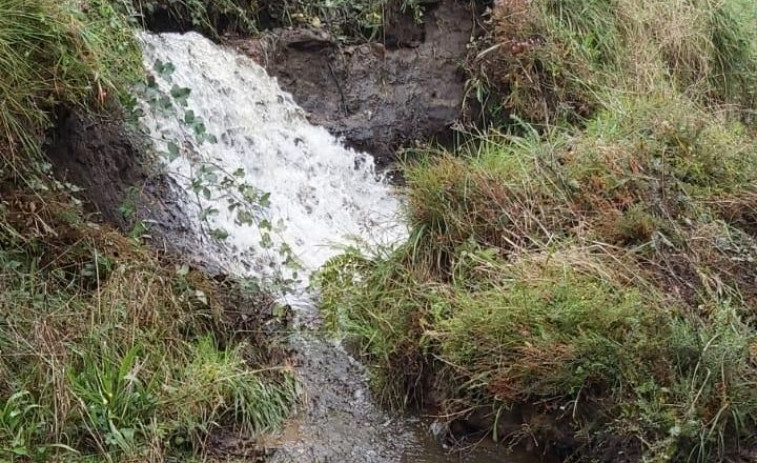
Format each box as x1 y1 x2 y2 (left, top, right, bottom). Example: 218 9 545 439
130 0 425 41
320 0 757 461
0 0 140 165
0 0 296 461
471 0 757 125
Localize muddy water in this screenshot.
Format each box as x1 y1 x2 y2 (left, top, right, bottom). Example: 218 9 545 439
267 331 537 463
137 31 535 463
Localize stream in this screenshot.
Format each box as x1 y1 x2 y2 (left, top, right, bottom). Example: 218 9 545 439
137 31 536 463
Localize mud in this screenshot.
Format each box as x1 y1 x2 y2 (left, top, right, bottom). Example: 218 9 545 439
231 0 475 164
45 106 203 262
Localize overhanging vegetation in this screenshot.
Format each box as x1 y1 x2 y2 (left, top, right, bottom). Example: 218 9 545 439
0 0 296 460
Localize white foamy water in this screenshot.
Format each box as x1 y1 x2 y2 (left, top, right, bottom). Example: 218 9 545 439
137 32 405 287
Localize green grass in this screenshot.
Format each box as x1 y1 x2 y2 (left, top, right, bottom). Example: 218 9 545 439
320 0 757 460
0 1 298 461
478 0 757 125
0 196 297 461
0 0 141 167
129 0 260 37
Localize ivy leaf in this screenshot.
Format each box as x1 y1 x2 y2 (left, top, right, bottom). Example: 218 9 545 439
259 192 271 208
166 141 180 161
184 110 195 124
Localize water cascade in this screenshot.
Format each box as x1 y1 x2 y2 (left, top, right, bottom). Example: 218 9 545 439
137 31 524 463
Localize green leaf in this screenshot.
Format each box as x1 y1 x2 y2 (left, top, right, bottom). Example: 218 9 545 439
170 85 191 99
211 228 229 241
166 141 180 160
259 192 271 208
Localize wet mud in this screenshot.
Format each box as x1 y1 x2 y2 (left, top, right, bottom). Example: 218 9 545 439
231 0 476 164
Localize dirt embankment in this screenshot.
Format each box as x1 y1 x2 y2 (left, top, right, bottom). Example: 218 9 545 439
45 107 198 258
232 0 476 165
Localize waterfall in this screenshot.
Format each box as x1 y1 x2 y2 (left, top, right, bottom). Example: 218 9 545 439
135 31 515 463
137 32 405 290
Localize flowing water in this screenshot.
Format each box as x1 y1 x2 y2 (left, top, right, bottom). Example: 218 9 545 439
137 31 535 463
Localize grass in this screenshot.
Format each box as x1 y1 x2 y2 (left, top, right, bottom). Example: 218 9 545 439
0 0 140 167
129 0 426 42
129 0 260 37
474 0 757 126
0 192 297 461
0 0 298 460
320 0 757 460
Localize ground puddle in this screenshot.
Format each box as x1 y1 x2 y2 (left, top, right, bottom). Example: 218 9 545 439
137 31 532 463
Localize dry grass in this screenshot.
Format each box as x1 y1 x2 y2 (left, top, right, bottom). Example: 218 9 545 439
473 0 757 125
0 189 297 461
319 2 757 458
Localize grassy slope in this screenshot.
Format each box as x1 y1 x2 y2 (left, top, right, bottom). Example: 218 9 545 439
320 0 757 461
0 0 295 461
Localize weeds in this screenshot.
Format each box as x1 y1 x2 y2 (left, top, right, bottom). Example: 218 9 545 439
320 6 757 457
0 194 297 461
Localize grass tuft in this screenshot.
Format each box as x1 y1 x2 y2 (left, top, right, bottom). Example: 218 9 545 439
320 2 757 457
475 0 757 125
0 193 297 461
0 0 141 167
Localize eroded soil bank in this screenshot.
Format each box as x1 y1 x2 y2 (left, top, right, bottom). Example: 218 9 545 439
232 0 476 164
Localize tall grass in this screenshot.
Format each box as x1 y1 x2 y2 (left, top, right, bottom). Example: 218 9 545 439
482 0 757 125
320 0 757 460
0 196 297 461
0 0 140 166
0 1 298 460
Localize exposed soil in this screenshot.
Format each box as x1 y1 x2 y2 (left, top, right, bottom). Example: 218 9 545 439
231 0 476 164
45 106 199 260
41 4 529 460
